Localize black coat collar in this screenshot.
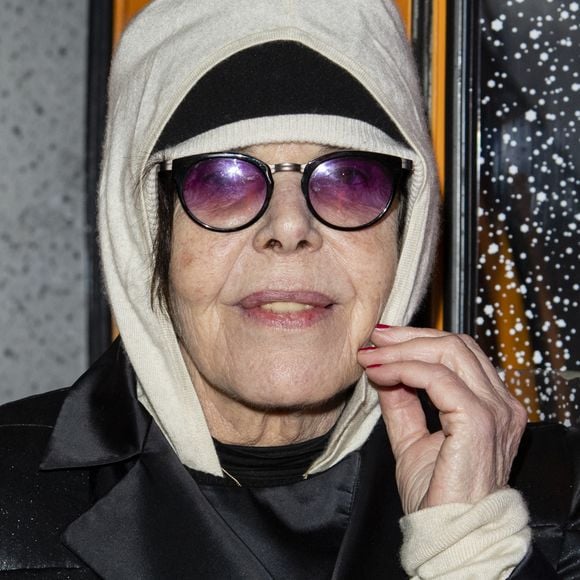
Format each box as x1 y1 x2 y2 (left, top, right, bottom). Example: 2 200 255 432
41 339 147 469
40 340 406 579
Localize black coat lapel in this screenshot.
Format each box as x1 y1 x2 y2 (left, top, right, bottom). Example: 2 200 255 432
40 341 272 579
41 339 147 469
62 421 273 579
332 422 407 580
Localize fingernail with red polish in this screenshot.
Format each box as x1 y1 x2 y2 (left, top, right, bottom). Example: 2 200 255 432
358 346 377 351
375 324 391 330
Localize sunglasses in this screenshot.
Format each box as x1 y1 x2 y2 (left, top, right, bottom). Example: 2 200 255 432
161 150 412 232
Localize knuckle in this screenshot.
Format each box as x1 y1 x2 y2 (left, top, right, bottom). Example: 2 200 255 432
513 400 529 426
504 397 527 425
460 334 482 353
457 333 474 345
447 334 467 350
442 335 473 360
466 403 495 431
431 364 456 385
478 405 496 427
499 400 527 441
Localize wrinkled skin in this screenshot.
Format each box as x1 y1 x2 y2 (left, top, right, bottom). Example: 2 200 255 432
358 326 528 513
170 141 527 511
170 142 399 445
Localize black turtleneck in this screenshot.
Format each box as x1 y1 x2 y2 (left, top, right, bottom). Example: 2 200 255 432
186 432 361 579
212 430 332 486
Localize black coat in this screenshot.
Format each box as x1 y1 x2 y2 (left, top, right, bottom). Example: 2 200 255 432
0 340 578 578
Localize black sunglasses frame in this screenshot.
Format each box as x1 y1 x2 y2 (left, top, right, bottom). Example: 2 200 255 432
161 150 412 232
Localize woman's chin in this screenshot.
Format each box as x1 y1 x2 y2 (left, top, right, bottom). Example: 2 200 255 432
217 363 362 413
226 380 354 414
181 329 365 415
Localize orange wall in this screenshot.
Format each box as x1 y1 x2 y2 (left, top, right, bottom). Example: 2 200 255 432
394 0 413 36
113 0 151 45
115 1 416 43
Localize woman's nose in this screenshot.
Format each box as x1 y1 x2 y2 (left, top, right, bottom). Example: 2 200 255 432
252 173 323 253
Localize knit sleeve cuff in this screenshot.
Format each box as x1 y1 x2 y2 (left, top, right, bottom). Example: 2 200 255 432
399 488 531 579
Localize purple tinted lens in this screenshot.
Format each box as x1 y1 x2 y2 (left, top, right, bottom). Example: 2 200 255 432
308 157 395 227
182 158 267 229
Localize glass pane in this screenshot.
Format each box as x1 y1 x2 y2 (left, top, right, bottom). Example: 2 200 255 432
476 1 579 424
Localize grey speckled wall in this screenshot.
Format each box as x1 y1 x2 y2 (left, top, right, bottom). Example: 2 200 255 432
0 0 89 404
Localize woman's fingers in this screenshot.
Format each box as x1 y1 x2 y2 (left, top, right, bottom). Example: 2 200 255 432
358 326 528 510
364 359 484 417
363 326 513 406
373 383 428 458
359 327 526 458
365 359 506 506
363 326 527 441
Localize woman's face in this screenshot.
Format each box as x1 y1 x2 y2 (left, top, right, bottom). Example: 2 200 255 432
169 142 399 412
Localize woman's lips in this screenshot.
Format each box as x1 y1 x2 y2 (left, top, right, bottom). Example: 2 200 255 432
237 291 335 328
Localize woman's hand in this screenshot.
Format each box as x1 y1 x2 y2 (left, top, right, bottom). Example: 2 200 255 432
357 326 528 514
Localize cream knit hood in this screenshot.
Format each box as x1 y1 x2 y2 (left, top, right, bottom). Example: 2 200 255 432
98 0 439 476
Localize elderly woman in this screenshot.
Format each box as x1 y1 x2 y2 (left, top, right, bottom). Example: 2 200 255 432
1 0 578 578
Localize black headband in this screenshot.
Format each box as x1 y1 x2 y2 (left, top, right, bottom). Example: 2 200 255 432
154 41 402 152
